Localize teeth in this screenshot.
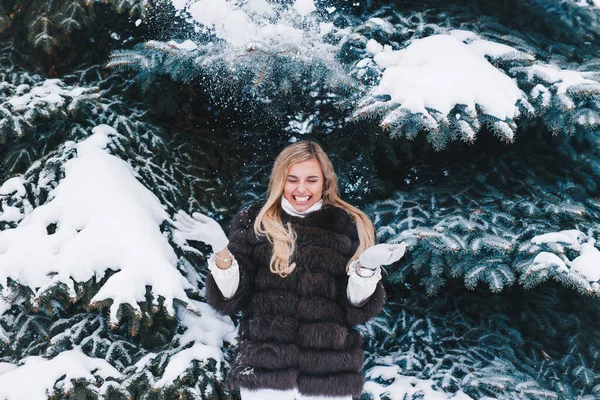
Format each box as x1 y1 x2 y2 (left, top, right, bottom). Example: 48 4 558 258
294 196 310 201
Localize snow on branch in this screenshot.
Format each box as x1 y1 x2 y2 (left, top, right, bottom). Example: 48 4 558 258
365 365 474 399
152 300 236 389
108 2 600 148
352 28 600 147
172 0 328 51
352 32 529 148
108 0 353 110
0 76 100 142
368 34 524 120
517 229 600 295
0 125 195 325
0 348 121 400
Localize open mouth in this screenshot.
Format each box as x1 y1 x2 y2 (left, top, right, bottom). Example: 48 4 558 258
293 195 312 203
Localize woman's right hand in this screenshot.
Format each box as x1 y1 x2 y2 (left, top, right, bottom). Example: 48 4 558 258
172 210 229 253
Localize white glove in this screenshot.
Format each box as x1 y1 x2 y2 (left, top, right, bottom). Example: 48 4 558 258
172 210 229 253
359 243 407 270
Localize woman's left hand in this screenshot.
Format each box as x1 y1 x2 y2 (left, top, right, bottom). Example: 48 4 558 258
359 243 407 270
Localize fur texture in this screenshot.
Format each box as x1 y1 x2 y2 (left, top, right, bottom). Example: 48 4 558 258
205 202 386 397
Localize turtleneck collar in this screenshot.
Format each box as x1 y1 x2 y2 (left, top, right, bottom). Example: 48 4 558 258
281 195 323 218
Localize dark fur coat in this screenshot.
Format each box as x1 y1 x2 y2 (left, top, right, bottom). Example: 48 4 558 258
205 202 386 398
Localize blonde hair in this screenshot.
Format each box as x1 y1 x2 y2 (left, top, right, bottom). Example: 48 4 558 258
253 140 375 278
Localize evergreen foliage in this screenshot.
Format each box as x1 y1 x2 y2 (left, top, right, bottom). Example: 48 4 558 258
344 5 600 148
106 37 356 129
366 139 600 296
107 1 600 150
361 283 600 399
0 65 101 146
0 0 153 53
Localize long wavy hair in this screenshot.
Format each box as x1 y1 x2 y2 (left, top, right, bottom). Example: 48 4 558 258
253 140 375 278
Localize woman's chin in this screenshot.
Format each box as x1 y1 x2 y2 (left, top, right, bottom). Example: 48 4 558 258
292 201 313 211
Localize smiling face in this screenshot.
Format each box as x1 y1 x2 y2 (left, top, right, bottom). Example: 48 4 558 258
283 158 325 212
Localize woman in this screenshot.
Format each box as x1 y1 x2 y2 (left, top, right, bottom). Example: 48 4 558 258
174 140 405 400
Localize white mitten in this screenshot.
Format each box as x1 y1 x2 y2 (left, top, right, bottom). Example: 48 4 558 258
358 243 407 271
172 210 229 253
